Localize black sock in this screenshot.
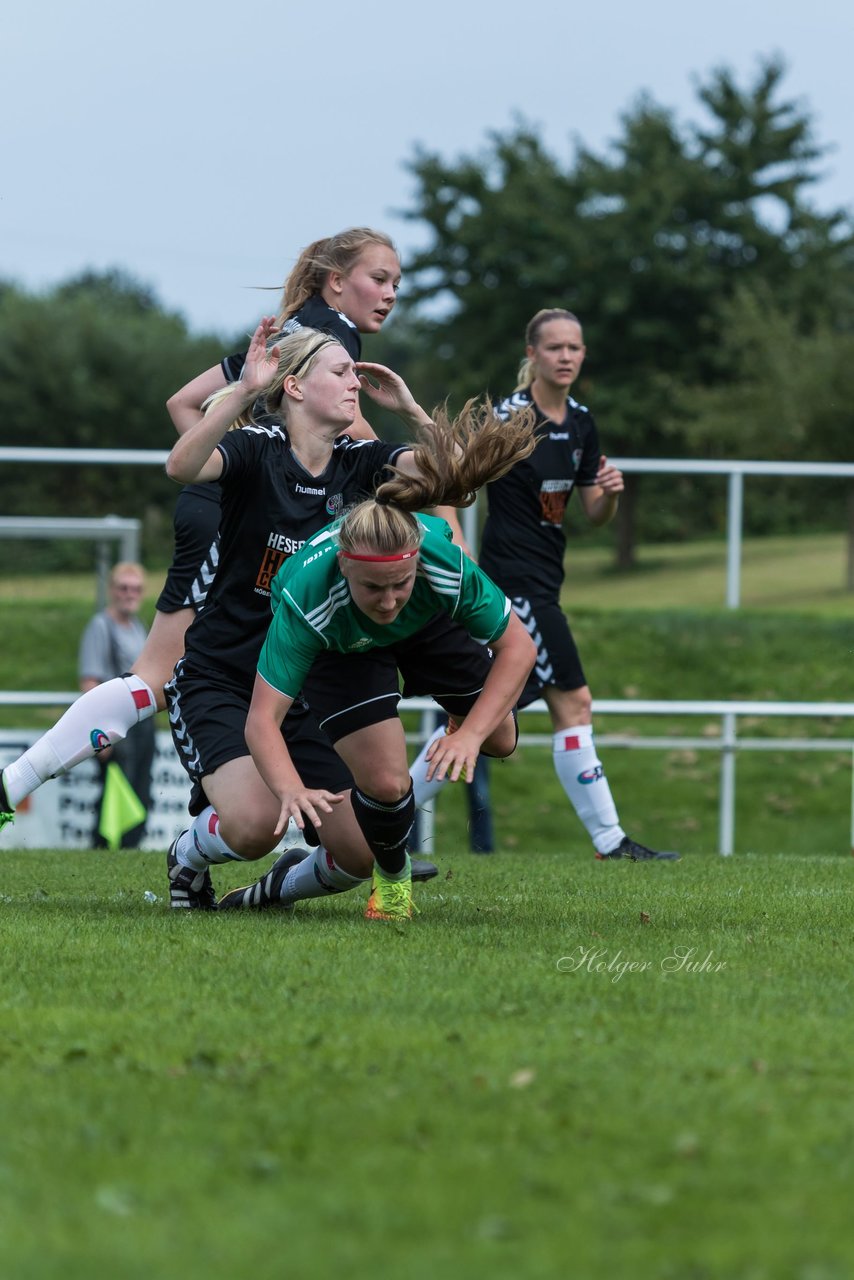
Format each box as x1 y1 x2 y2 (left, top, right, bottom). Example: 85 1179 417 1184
351 784 415 877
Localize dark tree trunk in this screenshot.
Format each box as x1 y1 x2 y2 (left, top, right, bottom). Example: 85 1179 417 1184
614 474 638 571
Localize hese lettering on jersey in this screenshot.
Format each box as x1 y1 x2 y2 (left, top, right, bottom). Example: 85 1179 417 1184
539 478 574 526
255 531 307 594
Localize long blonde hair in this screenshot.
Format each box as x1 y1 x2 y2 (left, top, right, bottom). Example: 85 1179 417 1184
515 308 582 390
333 400 538 554
375 399 537 511
277 228 398 324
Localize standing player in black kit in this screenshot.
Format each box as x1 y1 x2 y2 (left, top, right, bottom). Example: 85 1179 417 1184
0 229 414 835
164 316 502 910
422 308 679 862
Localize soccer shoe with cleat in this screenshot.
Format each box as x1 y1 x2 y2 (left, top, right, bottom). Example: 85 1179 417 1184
0 772 13 833
217 848 305 911
364 866 417 922
410 857 438 882
596 836 681 862
167 833 218 910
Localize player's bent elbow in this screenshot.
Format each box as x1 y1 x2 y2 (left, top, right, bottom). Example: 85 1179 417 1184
165 453 188 484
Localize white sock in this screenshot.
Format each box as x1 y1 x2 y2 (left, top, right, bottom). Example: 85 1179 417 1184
279 846 369 903
1 674 157 807
552 724 625 855
410 724 451 805
175 806 248 871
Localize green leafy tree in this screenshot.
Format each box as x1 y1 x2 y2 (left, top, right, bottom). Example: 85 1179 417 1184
398 57 854 566
0 271 234 569
679 283 854 584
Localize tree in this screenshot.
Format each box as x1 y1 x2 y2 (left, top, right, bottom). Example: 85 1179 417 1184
679 283 854 584
0 272 233 569
398 58 854 565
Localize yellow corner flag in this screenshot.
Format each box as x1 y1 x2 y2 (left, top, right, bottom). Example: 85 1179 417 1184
98 762 147 851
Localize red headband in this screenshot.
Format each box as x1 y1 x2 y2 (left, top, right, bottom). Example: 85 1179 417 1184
340 550 420 562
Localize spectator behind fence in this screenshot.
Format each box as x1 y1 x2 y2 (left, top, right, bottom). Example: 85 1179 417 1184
78 562 156 849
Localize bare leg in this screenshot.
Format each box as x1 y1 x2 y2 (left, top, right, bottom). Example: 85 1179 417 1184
131 608 195 711
176 755 374 875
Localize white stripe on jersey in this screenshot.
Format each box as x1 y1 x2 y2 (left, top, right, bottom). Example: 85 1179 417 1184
418 563 463 606
301 580 352 634
468 598 511 645
304 527 338 552
495 390 588 420
239 422 288 440
280 586 337 648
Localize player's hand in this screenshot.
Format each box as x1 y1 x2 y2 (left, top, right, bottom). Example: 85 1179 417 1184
425 728 482 785
596 455 624 495
355 362 422 419
243 317 281 397
275 787 344 838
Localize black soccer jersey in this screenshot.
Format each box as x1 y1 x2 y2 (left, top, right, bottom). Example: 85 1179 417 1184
478 388 601 600
220 296 362 384
180 427 406 687
164 296 366 620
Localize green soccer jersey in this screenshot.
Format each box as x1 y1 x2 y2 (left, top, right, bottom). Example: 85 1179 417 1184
258 513 511 699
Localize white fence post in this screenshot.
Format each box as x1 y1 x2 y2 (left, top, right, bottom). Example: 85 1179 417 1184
726 472 743 610
718 710 738 855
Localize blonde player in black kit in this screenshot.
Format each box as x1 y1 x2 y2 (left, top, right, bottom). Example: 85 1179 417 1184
0 229 437 869
163 318 535 913
415 308 679 862
0 231 400 822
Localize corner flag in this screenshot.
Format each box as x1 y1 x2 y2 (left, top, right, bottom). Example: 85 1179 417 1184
98 763 147 851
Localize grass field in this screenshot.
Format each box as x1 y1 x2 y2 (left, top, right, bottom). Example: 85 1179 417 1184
0 848 850 1279
1 534 852 1276
2 535 853 857
562 530 854 616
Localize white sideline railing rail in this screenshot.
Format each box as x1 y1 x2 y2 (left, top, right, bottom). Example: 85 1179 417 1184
3 692 852 856
3 449 853 610
0 516 142 609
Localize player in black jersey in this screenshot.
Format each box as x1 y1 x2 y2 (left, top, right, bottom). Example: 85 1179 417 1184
415 308 680 863
0 229 406 838
167 227 402 439
163 319 534 913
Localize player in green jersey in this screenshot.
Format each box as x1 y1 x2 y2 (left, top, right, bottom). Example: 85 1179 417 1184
235 495 537 923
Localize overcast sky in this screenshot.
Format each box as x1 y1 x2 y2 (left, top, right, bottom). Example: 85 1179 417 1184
3 0 851 337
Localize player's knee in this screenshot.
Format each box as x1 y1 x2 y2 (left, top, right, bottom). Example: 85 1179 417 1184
557 686 592 724
572 690 593 722
217 814 276 861
350 764 411 805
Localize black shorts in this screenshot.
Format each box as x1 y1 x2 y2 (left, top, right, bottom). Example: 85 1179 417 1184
155 486 222 615
511 596 586 709
302 612 497 743
165 659 352 816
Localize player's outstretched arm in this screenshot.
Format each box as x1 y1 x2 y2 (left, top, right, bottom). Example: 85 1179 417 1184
166 318 280 485
166 365 229 437
245 673 343 836
426 612 535 783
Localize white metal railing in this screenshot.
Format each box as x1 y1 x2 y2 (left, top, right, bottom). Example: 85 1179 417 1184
0 516 141 609
2 691 852 856
2 449 853 610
